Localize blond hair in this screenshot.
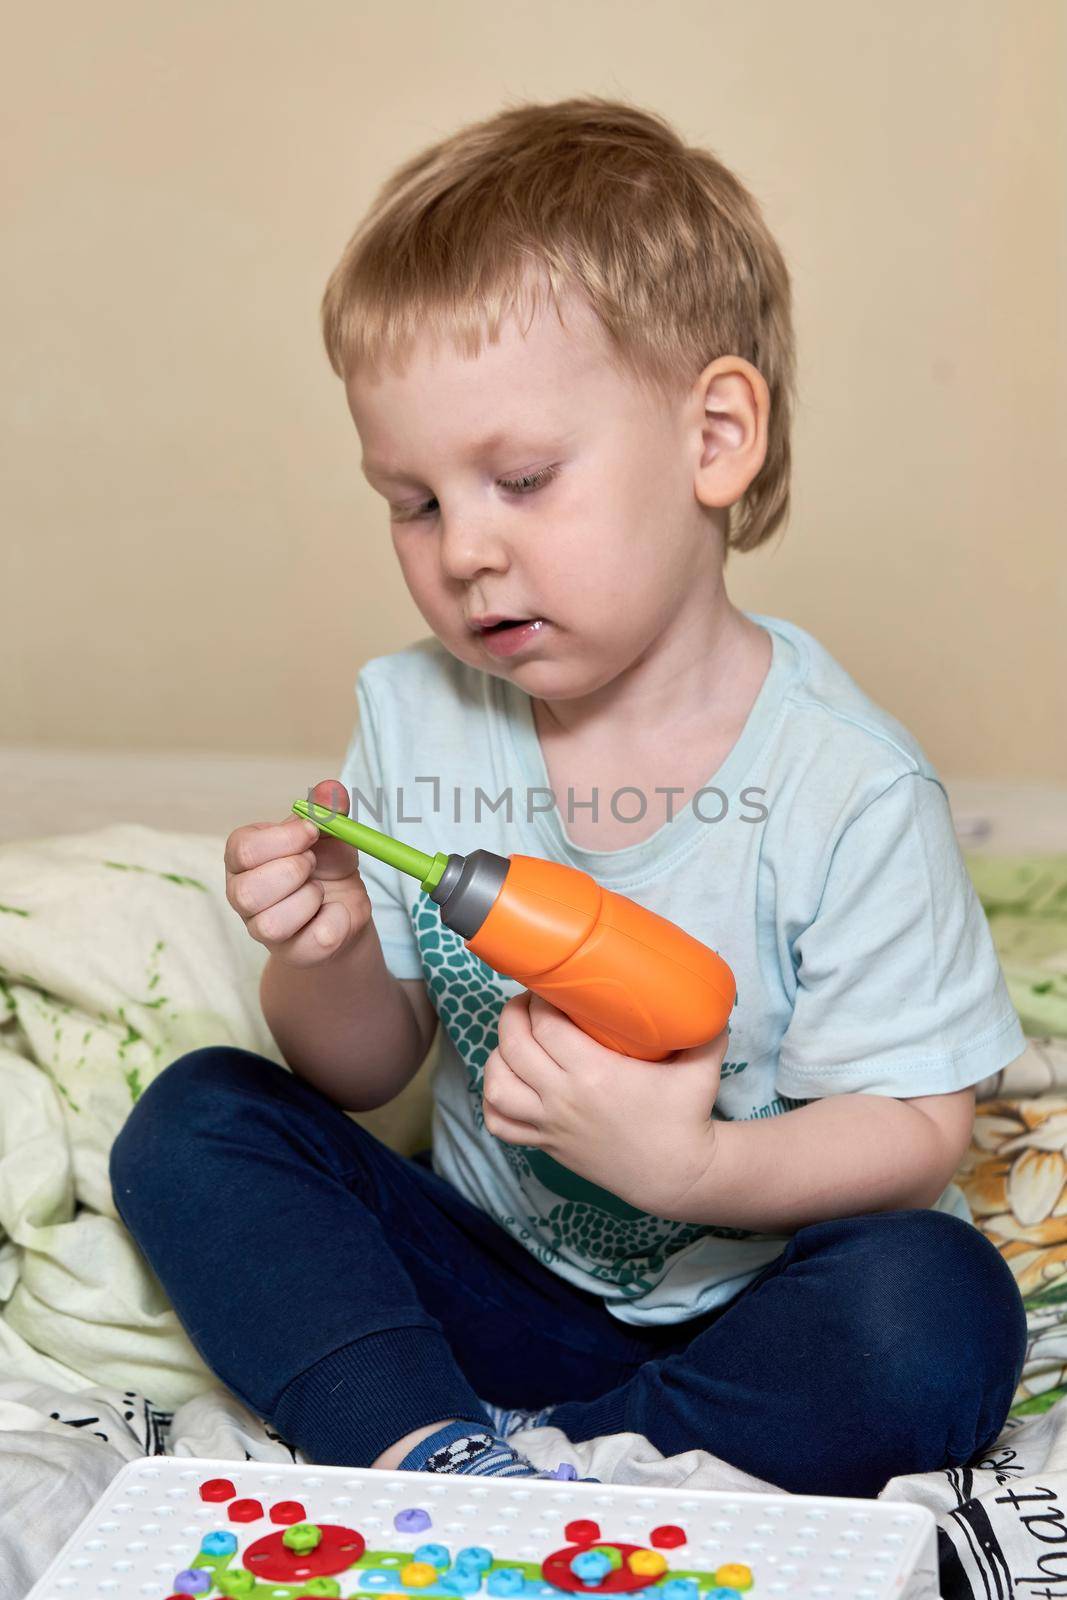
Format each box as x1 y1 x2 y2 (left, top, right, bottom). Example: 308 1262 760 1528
322 96 795 554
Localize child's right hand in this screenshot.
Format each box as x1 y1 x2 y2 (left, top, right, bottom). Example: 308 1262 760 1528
224 778 372 968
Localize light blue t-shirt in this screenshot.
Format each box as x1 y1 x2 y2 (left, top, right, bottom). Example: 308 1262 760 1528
338 611 1026 1326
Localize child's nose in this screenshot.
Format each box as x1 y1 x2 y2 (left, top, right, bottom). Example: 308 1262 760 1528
437 512 511 581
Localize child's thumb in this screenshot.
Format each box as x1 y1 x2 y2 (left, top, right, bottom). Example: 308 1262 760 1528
307 777 350 820
669 1026 730 1068
304 778 360 876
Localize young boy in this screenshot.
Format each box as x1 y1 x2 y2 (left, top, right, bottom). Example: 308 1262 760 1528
110 96 1029 1498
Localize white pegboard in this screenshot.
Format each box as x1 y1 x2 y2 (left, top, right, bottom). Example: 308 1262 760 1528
23 1457 941 1600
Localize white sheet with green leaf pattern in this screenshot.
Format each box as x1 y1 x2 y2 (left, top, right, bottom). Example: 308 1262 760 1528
0 822 433 1408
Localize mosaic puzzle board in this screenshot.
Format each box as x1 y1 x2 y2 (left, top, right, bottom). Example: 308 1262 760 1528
23 1458 941 1600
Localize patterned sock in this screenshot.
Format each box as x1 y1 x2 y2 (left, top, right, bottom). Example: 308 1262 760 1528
397 1419 547 1478
480 1401 557 1440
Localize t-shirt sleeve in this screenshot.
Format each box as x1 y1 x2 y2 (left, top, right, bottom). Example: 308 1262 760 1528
336 671 424 982
774 771 1026 1099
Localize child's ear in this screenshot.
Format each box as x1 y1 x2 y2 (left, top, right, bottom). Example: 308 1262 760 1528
690 355 770 511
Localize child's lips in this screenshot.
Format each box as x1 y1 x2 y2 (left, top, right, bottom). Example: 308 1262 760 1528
475 617 550 657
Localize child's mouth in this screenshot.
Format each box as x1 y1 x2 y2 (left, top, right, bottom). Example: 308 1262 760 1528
477 618 549 657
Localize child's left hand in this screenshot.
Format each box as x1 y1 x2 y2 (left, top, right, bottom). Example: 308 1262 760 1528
481 992 729 1217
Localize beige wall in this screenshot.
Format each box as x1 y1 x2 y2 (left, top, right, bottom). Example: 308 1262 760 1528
4 0 1064 781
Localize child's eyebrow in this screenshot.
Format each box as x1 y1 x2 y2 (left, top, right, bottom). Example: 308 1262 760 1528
362 429 570 483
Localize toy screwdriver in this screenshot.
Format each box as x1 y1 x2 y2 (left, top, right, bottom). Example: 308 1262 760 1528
292 797 735 1062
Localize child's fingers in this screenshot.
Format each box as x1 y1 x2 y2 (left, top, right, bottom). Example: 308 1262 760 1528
504 992 594 1077
481 1098 544 1146
263 898 355 967
495 1003 565 1091
225 815 318 874
484 1049 544 1124
244 878 327 949
226 849 317 921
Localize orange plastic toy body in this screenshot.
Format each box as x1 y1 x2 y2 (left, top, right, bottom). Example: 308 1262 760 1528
465 855 735 1061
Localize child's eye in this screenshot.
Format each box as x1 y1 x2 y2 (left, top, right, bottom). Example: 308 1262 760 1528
390 464 559 523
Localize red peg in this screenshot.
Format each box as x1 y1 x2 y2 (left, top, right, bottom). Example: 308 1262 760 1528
650 1525 687 1549
228 1497 264 1522
565 1519 601 1544
270 1500 307 1525
199 1478 236 1503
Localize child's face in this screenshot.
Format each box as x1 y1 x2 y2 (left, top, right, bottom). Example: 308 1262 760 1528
346 285 720 701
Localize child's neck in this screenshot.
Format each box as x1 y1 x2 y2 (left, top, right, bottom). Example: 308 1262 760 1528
529 601 772 852
532 597 766 747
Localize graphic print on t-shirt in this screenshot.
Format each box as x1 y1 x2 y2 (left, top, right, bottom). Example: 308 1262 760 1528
412 891 724 1296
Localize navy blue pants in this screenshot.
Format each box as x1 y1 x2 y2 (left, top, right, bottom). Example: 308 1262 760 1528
108 1047 1027 1497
